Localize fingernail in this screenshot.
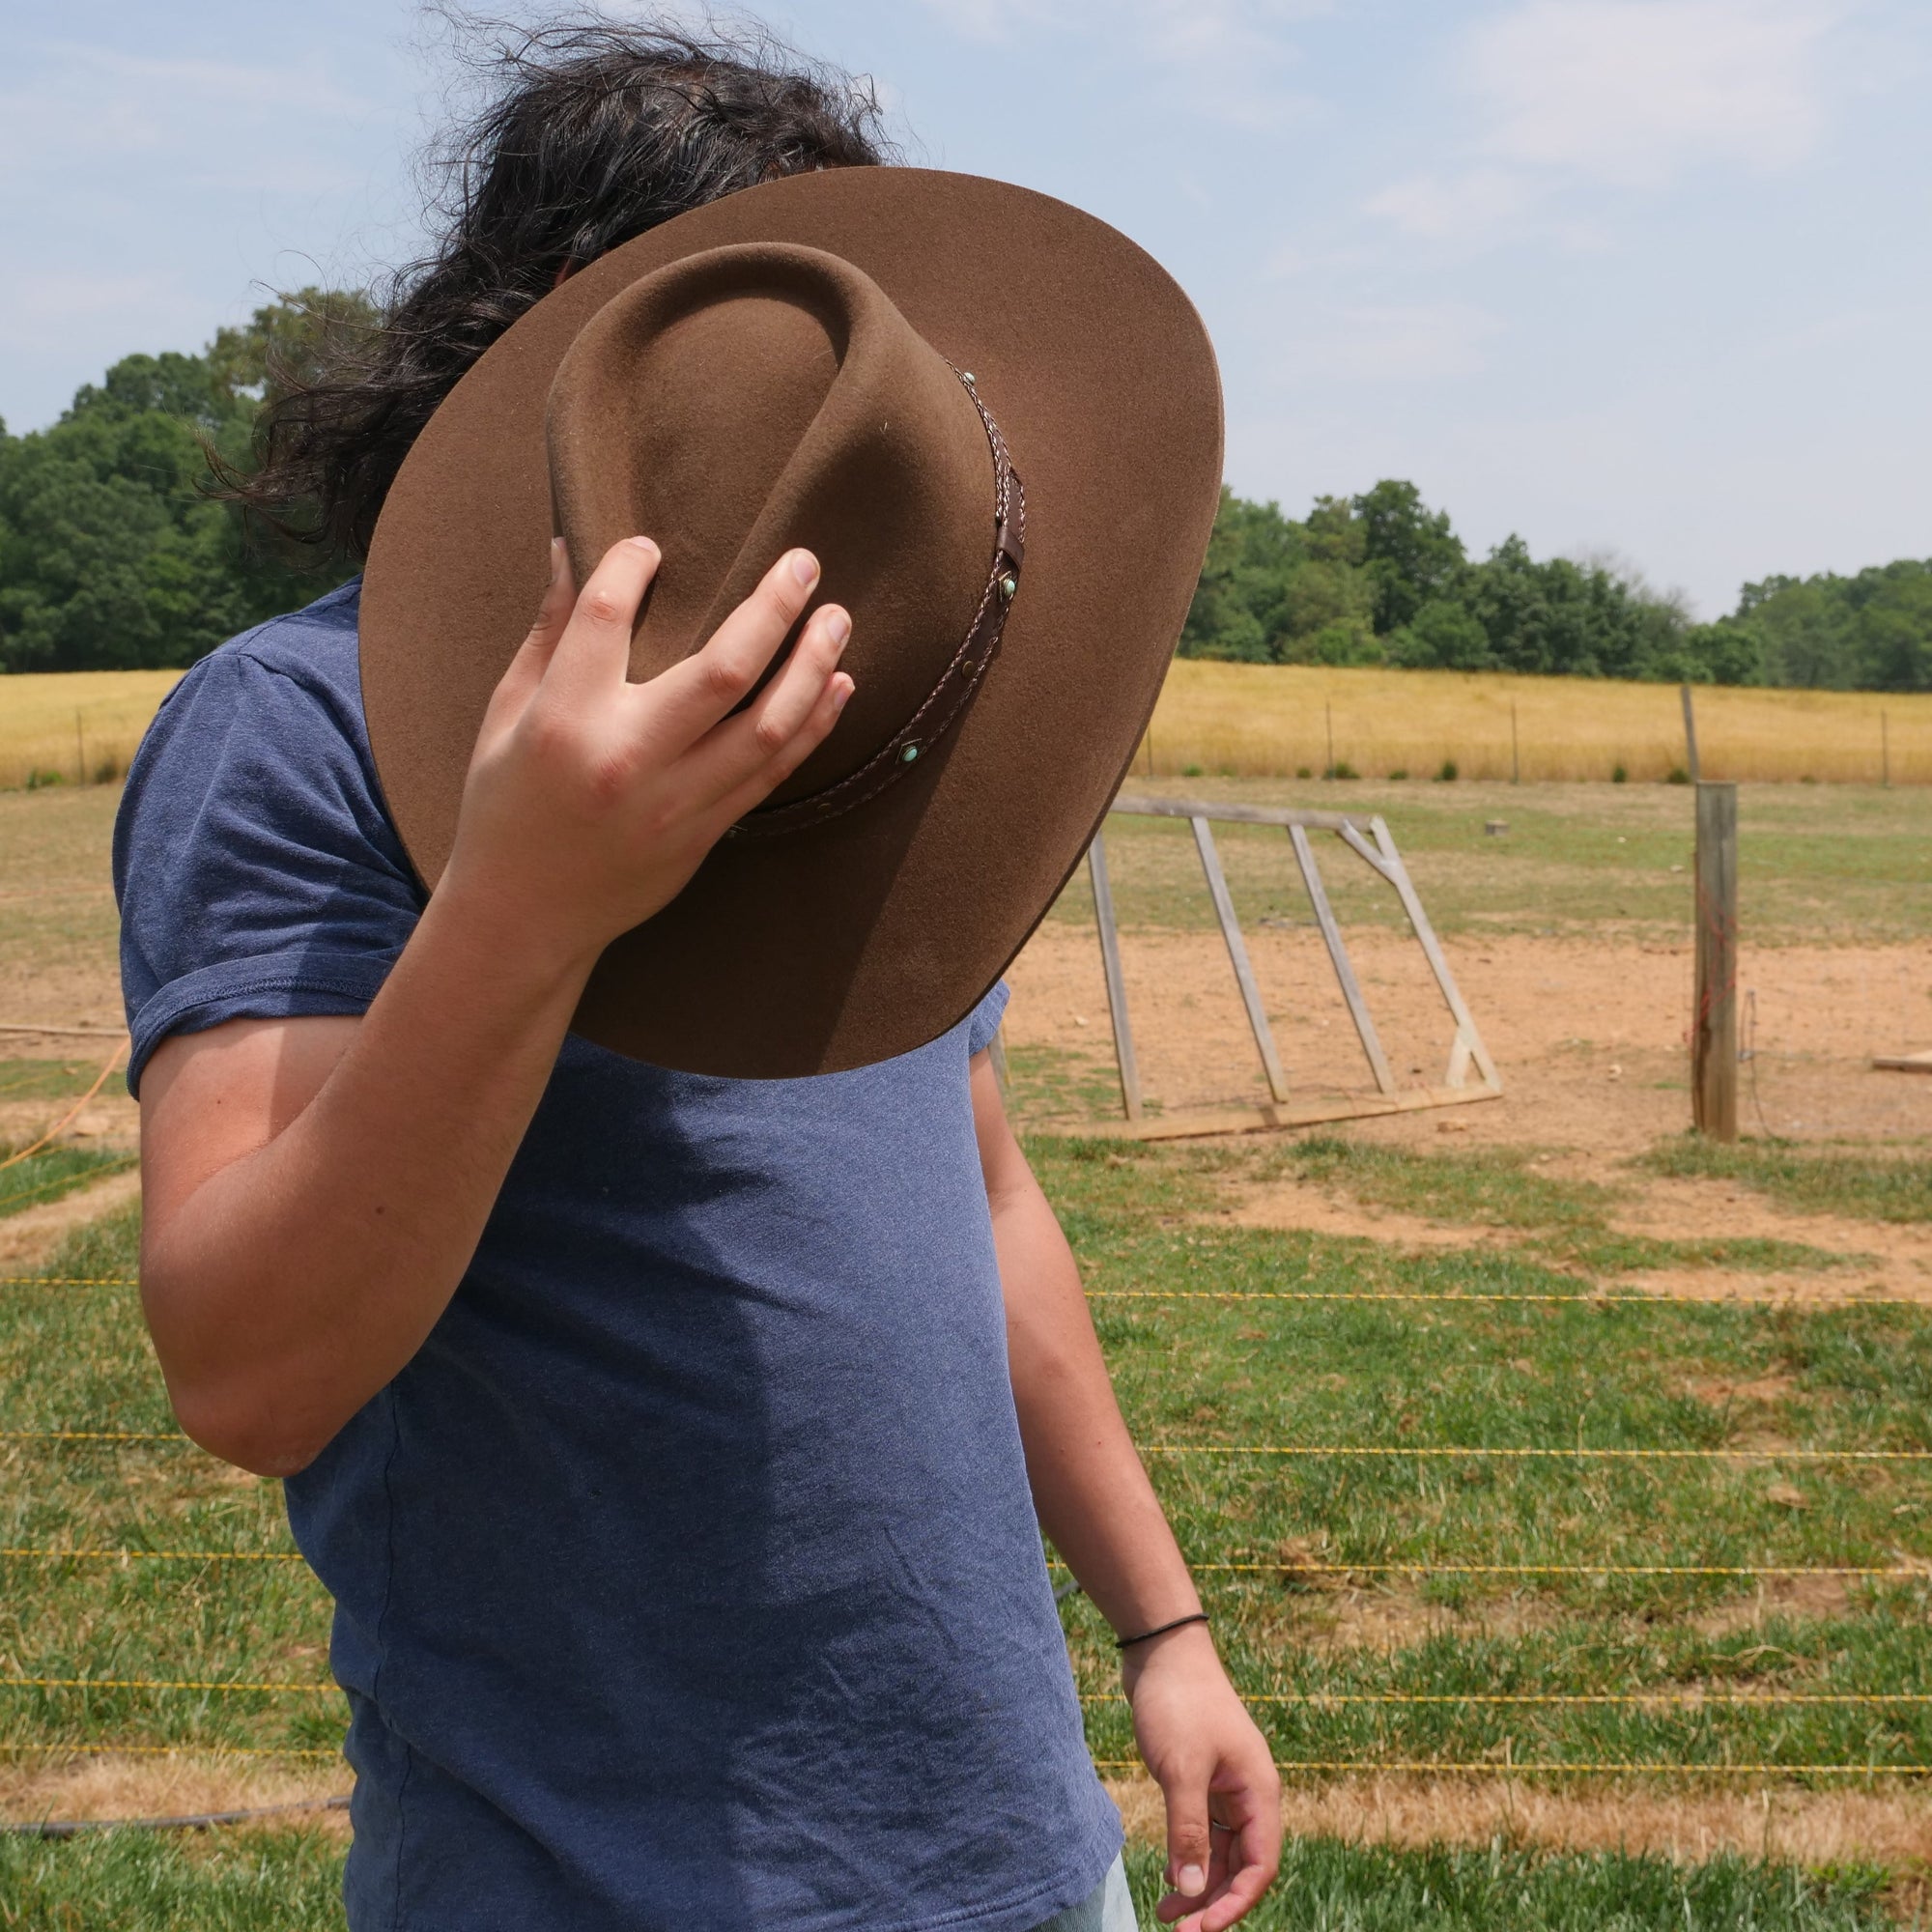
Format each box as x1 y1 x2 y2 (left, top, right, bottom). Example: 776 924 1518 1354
628 535 659 555
825 610 851 648
790 549 818 586
549 536 566 578
1179 1864 1206 1895
831 675 853 712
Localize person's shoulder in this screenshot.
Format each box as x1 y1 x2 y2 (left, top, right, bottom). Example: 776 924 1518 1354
221 577 365 717
146 579 368 756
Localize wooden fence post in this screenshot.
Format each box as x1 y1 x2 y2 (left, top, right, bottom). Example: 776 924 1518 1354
1691 781 1738 1140
1679 684 1701 783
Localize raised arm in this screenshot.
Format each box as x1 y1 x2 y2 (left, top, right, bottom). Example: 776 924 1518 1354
137 538 852 1477
972 1057 1281 1932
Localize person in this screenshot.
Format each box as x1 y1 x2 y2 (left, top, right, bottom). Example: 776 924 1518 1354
115 20 1281 1932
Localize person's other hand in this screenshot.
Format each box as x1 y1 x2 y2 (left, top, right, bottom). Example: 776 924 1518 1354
443 535 852 974
1123 1624 1282 1930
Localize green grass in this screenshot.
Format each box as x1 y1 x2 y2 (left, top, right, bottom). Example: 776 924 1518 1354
1044 781 1932 946
0 1826 346 1930
0 1061 118 1104
1214 1136 1859 1277
0 1146 133 1223
0 1208 339 1770
1123 1839 1909 1931
1641 1139 1932 1226
1030 1135 1932 1779
2 1117 1927 1921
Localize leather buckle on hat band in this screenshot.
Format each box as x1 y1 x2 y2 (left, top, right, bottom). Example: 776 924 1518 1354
729 368 1025 839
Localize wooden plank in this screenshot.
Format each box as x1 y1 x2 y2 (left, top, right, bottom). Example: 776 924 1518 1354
1087 831 1142 1121
1288 823 1399 1096
1336 819 1399 885
1070 1083 1503 1144
1873 1050 1932 1074
1190 816 1291 1103
1366 816 1502 1093
1691 781 1739 1141
1445 1033 1473 1090
1112 796 1373 832
1681 683 1702 782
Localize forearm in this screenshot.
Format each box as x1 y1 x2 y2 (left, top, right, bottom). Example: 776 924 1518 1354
991 1175 1200 1636
141 884 590 1472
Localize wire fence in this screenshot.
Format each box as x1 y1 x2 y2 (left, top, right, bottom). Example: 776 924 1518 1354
5 1236 1929 1813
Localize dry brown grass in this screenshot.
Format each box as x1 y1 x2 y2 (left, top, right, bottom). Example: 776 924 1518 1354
1143 660 1932 785
1103 1773 1932 1874
0 671 184 792
0 1753 349 1833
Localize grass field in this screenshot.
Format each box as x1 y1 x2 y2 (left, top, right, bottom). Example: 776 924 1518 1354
3 659 1928 796
0 672 184 793
2 775 1929 1926
1144 661 1932 786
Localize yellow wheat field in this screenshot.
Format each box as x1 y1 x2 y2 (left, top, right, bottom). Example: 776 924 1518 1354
3 661 1928 790
1141 661 1932 785
0 671 185 792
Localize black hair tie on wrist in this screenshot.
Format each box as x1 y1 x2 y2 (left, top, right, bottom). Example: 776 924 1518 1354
1114 1612 1210 1650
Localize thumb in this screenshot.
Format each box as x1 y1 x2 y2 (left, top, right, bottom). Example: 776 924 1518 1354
1161 1761 1212 1905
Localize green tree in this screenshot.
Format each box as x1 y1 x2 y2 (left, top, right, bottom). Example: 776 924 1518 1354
0 297 365 673
1353 478 1465 633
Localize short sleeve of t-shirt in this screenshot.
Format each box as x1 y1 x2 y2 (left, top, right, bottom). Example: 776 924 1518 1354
966 979 1010 1057
113 585 424 1096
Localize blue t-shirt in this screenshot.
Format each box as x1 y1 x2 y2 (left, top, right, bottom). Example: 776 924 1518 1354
113 582 1121 1931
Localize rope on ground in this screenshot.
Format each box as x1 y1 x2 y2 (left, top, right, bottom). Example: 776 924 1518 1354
2 1548 302 1563
0 1432 185 1443
0 1742 339 1759
1140 1445 1932 1461
0 1276 141 1287
0 1041 127 1175
3 1795 350 1839
1053 1559 1927 1579
1088 1289 1932 1308
8 1280 1926 1309
1089 1758 1932 1776
1 1677 334 1694
11 1433 1930 1461
1083 1691 1932 1708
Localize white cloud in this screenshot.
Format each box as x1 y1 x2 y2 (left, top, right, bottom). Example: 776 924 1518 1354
915 0 1330 123
1471 0 1837 187
1367 0 1842 247
1274 302 1505 382
0 41 376 185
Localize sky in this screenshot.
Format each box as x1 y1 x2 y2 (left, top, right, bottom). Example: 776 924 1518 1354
1 0 1926 616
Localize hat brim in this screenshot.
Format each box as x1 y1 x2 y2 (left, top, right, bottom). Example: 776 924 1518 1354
360 167 1223 1077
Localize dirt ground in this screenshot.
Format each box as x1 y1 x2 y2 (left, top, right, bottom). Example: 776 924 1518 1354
1004 925 1932 1299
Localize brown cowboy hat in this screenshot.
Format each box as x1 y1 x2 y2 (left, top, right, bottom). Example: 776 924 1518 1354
360 165 1222 1077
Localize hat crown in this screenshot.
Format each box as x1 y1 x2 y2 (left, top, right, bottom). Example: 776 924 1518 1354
546 242 997 808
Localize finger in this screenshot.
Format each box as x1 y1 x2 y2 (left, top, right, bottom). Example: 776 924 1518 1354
1158 1762 1213 1918
680 602 850 802
543 536 661 699
705 670 854 829
1192 1825 1276 1932
645 547 821 744
480 539 575 741
1191 1788 1282 1932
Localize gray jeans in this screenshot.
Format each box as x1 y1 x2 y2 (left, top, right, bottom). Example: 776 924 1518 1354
1032 1856 1136 1932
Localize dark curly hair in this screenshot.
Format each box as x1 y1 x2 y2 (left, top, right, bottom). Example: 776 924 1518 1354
221 14 893 562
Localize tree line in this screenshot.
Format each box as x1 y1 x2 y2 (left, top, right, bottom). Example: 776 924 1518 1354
1183 482 1932 691
2 297 1927 690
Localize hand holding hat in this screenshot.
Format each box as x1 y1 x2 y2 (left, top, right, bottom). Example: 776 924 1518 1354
440 533 853 984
